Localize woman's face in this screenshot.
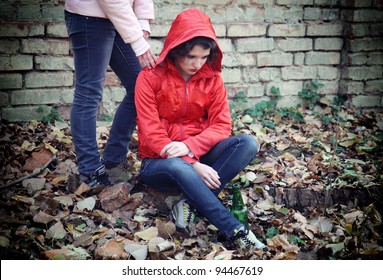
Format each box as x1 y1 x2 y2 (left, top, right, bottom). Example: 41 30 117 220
174 45 210 82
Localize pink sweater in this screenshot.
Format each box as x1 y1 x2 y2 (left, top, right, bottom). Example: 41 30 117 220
65 0 154 56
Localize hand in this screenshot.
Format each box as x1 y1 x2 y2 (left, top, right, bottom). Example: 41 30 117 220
138 48 157 69
143 30 150 40
160 142 190 158
192 162 221 190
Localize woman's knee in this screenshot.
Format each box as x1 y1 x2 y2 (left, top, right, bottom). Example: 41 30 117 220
238 134 259 154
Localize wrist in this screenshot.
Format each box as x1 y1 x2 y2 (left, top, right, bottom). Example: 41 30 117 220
130 37 150 56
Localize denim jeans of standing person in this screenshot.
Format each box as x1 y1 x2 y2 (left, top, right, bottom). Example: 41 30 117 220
139 134 258 238
65 11 141 176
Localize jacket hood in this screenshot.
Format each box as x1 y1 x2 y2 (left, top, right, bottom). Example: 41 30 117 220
156 8 222 72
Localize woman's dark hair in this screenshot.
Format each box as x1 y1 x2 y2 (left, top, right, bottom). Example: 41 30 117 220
168 36 218 64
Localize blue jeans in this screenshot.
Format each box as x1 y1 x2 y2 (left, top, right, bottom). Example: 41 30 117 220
139 134 258 238
65 11 141 175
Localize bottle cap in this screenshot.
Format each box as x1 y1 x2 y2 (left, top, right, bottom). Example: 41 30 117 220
232 182 241 188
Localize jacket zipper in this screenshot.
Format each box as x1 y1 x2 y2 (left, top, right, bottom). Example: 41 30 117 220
180 82 189 140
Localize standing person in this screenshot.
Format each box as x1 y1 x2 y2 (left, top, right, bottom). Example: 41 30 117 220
135 8 267 250
64 0 157 187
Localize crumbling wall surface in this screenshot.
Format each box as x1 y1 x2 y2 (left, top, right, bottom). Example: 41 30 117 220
0 0 382 121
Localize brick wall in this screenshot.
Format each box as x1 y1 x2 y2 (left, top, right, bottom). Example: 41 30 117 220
0 0 382 122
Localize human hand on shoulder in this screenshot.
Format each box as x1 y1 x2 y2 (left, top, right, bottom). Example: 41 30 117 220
138 48 157 69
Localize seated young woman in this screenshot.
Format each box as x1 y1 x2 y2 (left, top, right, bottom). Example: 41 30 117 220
134 8 267 250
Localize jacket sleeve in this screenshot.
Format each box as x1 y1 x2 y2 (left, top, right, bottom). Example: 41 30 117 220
135 70 172 157
97 0 150 55
183 76 232 160
134 0 154 33
133 0 154 20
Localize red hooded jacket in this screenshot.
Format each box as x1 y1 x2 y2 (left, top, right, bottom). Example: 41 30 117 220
135 8 232 163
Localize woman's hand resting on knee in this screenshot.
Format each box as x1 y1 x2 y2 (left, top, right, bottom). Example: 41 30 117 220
192 162 221 190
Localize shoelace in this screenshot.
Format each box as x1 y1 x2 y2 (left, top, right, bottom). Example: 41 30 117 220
183 203 193 223
239 235 254 247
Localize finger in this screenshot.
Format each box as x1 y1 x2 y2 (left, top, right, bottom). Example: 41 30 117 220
138 56 145 68
211 178 221 188
211 169 220 179
147 51 157 68
207 172 221 187
202 175 219 189
160 145 170 157
206 180 219 190
145 57 155 69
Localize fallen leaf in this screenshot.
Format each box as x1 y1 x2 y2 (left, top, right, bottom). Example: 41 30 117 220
51 175 68 186
343 210 365 226
241 114 253 124
45 245 90 260
182 238 198 247
76 197 96 211
12 195 34 205
22 147 54 172
124 243 148 260
22 140 37 151
282 152 297 162
276 141 290 151
148 237 165 253
95 238 132 259
339 139 355 147
156 240 175 252
53 195 73 206
46 221 66 240
0 236 10 247
134 215 148 222
214 250 234 260
325 242 344 254
293 212 308 224
253 173 268 184
22 178 46 195
75 182 91 196
72 233 94 247
310 216 333 233
44 142 58 154
155 219 176 239
267 234 299 252
33 211 55 224
257 199 273 210
245 171 257 182
291 133 307 144
135 227 158 241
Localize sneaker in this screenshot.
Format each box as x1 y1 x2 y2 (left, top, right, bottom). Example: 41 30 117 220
232 226 268 251
80 165 112 188
171 199 195 234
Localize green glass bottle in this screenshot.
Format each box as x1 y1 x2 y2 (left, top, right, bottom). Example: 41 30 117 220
230 183 249 227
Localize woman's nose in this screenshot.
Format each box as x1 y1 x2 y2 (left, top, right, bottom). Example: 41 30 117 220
193 59 204 68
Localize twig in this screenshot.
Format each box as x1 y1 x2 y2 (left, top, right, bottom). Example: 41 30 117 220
0 156 56 190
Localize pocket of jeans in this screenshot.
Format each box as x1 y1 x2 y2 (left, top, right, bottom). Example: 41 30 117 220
140 158 153 174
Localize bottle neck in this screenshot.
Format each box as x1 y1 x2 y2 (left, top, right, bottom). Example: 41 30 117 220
232 188 245 208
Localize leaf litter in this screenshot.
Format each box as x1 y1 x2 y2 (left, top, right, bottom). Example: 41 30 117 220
0 106 382 260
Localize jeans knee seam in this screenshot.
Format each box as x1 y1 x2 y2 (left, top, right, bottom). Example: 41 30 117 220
216 136 240 174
